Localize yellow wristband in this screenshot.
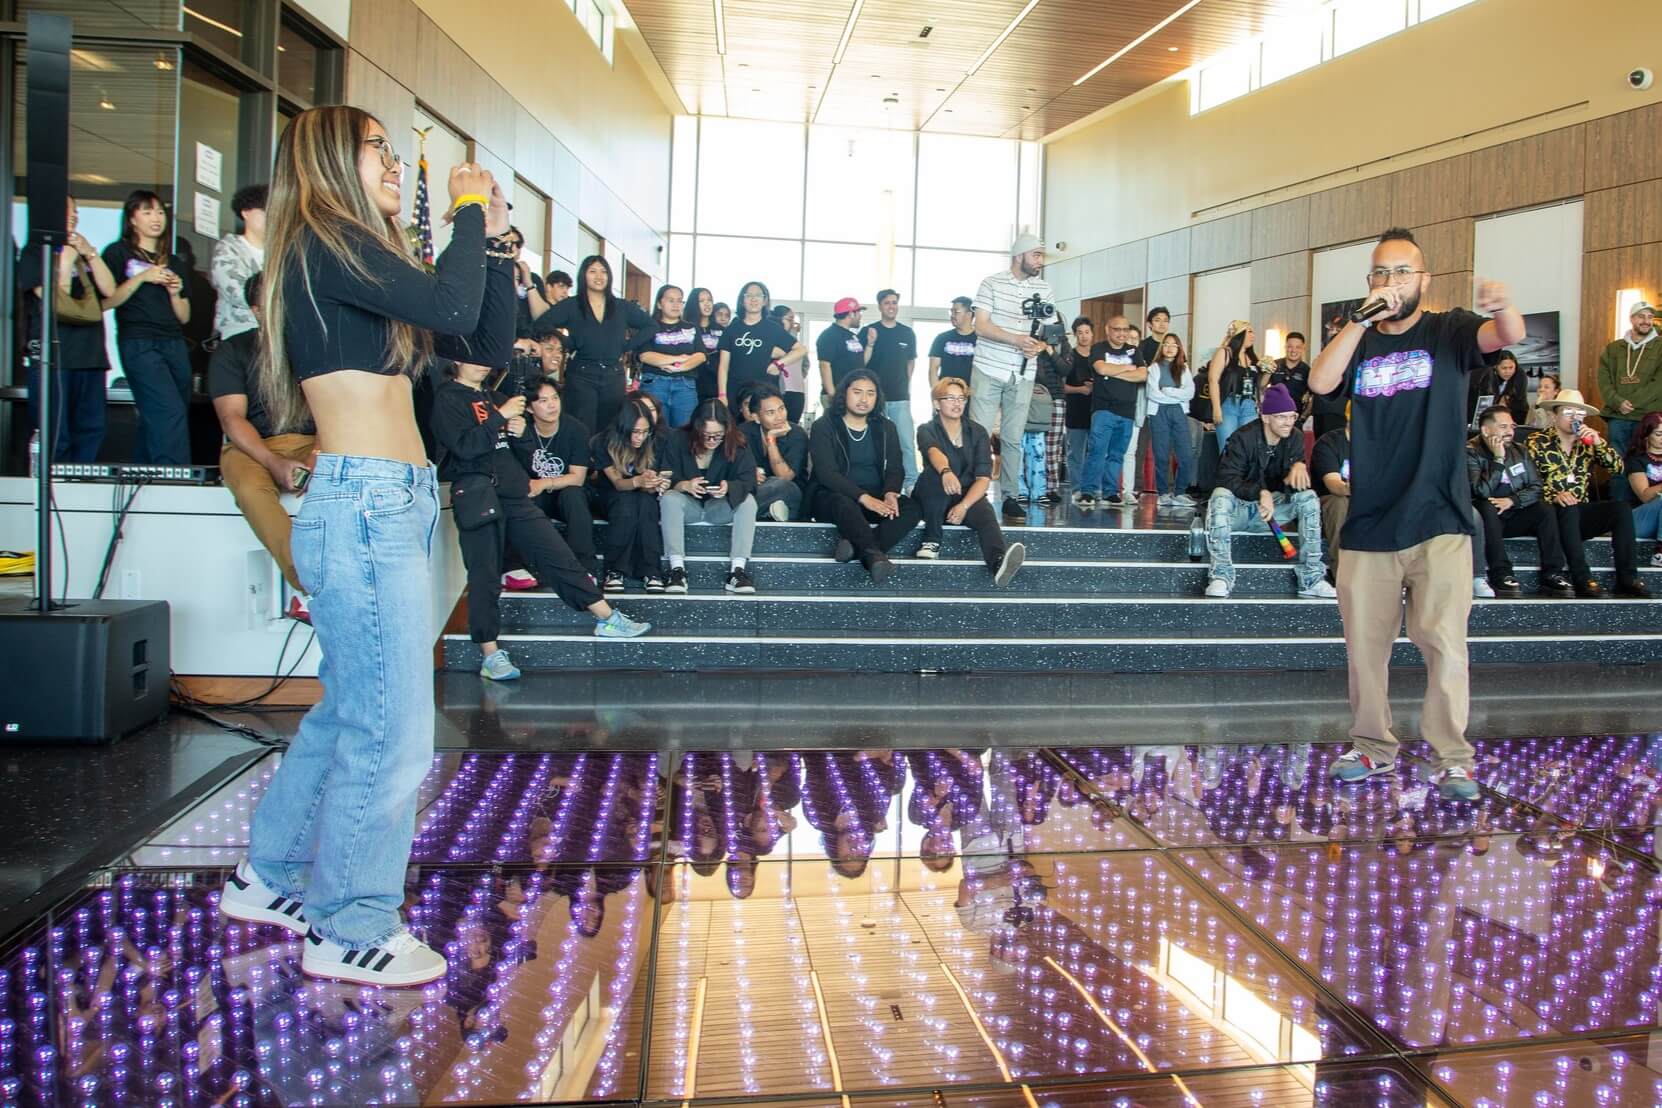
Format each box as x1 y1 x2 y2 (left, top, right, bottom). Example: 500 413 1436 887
451 194 488 213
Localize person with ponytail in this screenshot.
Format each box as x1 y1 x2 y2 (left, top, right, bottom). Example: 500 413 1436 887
221 106 516 988
632 283 705 429
1207 320 1262 453
101 190 193 463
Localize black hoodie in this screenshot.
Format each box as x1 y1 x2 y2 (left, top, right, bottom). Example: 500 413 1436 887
431 377 531 498
808 408 903 501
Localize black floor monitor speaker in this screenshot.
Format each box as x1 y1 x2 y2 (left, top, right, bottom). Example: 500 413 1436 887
0 598 171 743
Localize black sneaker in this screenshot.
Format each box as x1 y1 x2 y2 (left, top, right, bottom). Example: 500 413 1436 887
644 574 667 594
1539 572 1576 599
602 571 625 594
1490 575 1523 598
868 557 896 585
1002 498 1026 521
1038 491 1062 506
664 567 689 594
725 566 756 594
832 539 856 563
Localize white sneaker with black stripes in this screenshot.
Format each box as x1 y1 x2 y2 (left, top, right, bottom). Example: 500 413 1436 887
218 859 308 937
301 926 447 987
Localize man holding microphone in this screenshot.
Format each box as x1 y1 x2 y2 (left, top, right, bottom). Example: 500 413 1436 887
1310 227 1524 802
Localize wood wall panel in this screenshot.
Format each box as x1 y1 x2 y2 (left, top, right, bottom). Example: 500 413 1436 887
1387 154 1472 229
1584 179 1662 253
1102 240 1149 294
1249 251 1310 303
347 0 421 87
1424 271 1473 313
343 54 414 162
414 15 483 140
1584 101 1662 193
1580 243 1662 409
1145 275 1190 318
475 80 519 168
1169 313 1192 356
514 107 558 200
1251 196 1309 260
1468 125 1585 215
1411 218 1474 276
1147 228 1191 281
1308 176 1392 249
1190 212 1252 273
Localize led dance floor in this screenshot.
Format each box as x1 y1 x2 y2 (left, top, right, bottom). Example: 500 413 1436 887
5 737 1662 1106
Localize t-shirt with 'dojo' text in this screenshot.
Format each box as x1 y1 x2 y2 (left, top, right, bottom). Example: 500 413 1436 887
930 329 978 382
1339 308 1486 552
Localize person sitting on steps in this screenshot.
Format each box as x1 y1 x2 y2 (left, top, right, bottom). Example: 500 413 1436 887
807 370 922 584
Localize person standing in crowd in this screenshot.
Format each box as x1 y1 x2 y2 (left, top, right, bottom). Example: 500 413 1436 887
1144 332 1196 508
808 370 921 584
817 296 867 403
863 289 920 492
1526 373 1560 430
592 400 669 594
1473 348 1528 427
971 234 1054 524
16 196 115 463
208 272 316 621
228 107 516 987
1626 411 1662 555
1073 315 1144 509
1189 335 1219 494
1269 332 1311 417
1309 333 1350 443
1120 322 1151 504
512 376 596 576
687 286 719 402
531 254 651 434
1596 300 1661 462
1203 384 1330 599
535 329 566 383
502 227 551 340
1060 317 1095 486
1526 387 1649 598
434 359 650 681
1312 227 1524 803
658 399 761 595
743 384 808 521
928 296 978 388
632 283 705 430
544 269 573 305
210 184 266 342
1016 373 1056 509
769 303 809 424
914 377 1025 585
718 280 805 417
1207 320 1260 453
1467 405 1574 599
713 302 733 329
102 190 193 464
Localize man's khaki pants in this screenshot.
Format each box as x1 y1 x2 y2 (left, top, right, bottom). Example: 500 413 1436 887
220 434 316 593
1336 533 1475 772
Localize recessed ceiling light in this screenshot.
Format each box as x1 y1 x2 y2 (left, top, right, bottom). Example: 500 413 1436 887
736 61 748 67
1167 45 1179 52
98 95 115 110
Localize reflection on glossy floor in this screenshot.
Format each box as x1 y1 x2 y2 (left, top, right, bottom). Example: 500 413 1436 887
10 736 1662 1105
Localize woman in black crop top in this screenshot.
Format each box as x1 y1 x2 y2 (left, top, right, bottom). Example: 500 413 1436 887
531 254 652 435
232 105 516 990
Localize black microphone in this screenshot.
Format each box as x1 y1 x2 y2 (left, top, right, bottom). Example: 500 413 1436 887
1349 297 1393 324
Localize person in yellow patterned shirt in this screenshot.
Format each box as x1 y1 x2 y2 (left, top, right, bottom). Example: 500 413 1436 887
1526 388 1648 598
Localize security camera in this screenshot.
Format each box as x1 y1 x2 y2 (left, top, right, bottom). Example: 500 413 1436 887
1054 241 1068 253
1629 67 1654 91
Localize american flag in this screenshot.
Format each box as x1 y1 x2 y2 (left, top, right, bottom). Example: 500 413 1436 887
411 148 435 268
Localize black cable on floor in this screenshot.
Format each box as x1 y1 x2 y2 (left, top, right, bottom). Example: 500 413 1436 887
168 618 316 726
92 477 146 600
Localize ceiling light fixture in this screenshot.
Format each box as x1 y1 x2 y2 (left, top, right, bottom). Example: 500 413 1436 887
833 0 864 65
1074 0 1203 86
153 54 175 70
98 94 115 110
713 0 727 55
965 0 1041 79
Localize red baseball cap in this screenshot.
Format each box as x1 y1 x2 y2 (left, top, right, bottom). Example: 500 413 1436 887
833 297 863 316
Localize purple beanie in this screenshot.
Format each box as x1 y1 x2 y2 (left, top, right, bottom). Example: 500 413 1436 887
1260 383 1297 416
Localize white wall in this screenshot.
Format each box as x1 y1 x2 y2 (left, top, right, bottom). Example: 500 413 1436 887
290 0 351 40
1192 266 1253 367
1311 240 1378 353
1474 201 1583 388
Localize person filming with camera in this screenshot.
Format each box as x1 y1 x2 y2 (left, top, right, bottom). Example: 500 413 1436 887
970 233 1055 523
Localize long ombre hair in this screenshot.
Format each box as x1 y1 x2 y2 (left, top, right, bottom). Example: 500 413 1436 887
257 106 432 433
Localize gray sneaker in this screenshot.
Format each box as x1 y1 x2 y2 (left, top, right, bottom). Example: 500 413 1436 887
480 649 521 682
595 610 651 639
994 542 1026 587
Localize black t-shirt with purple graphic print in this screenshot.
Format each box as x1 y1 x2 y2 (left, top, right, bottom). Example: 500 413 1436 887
1338 308 1486 552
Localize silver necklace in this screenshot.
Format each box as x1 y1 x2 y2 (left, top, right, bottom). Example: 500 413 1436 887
845 421 869 442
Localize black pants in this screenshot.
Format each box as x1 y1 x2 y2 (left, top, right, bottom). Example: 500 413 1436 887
1475 499 1566 577
457 496 602 643
530 484 596 566
1191 432 1220 496
1556 500 1639 580
811 487 921 566
914 480 1006 569
595 486 663 579
564 362 627 440
785 391 805 425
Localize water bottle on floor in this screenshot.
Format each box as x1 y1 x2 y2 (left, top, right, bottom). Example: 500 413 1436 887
28 431 39 478
1187 512 1206 562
